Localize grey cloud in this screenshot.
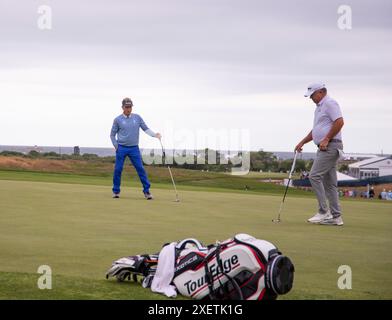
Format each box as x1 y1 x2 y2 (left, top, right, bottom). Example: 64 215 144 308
0 0 391 152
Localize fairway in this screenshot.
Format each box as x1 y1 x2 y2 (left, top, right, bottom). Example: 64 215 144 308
0 177 391 300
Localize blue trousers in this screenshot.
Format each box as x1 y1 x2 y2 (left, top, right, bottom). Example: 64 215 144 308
112 145 151 194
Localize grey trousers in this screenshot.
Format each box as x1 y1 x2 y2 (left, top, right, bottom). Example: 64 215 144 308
309 141 343 217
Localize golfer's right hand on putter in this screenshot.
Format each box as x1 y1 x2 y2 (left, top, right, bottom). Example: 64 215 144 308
295 143 303 152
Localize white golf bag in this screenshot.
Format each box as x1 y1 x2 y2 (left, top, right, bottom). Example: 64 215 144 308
106 234 294 300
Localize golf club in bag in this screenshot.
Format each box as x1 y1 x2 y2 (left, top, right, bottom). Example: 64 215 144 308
159 138 180 202
272 151 298 223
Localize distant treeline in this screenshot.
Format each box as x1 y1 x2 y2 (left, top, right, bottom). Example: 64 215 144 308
0 150 109 161
0 149 319 173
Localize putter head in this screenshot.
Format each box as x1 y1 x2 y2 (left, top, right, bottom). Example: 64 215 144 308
272 218 281 223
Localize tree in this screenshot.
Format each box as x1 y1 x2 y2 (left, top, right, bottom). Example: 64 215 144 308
0 151 25 157
250 150 277 171
338 163 349 173
43 152 60 158
28 150 41 158
81 153 99 160
295 159 306 172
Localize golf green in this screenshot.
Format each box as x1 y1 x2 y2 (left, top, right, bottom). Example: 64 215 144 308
0 178 391 299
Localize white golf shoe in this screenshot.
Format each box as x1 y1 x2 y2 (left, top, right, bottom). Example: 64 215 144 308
307 211 333 224
319 216 344 226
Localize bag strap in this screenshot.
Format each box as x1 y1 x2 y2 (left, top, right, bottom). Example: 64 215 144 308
203 243 244 300
203 245 218 299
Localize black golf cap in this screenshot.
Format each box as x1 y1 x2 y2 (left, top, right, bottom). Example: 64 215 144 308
122 97 133 107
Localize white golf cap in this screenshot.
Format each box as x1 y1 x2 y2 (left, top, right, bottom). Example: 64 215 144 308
304 83 326 97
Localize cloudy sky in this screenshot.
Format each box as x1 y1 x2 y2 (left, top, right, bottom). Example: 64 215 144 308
0 0 391 153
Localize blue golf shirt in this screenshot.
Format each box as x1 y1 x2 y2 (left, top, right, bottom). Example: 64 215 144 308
110 113 155 148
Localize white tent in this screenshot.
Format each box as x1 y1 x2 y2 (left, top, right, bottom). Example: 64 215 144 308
337 172 357 181
348 156 392 179
288 171 357 186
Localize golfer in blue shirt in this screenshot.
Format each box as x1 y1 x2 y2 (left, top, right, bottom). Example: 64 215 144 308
110 97 161 200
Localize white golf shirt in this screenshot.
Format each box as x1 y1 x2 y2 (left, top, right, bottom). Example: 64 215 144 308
312 95 343 145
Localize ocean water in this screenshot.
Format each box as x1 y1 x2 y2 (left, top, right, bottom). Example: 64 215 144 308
0 144 317 160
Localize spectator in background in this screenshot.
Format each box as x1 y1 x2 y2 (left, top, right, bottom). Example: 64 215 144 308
339 190 343 197
352 189 357 198
369 187 375 199
380 189 387 200
387 190 392 201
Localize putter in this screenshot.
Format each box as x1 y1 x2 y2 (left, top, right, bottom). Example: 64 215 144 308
159 139 180 202
272 151 298 223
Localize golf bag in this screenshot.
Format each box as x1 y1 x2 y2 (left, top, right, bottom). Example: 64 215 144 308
106 234 294 300
105 254 159 284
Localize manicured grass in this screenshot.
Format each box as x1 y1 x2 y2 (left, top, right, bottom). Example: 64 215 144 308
0 272 176 300
0 155 309 196
0 177 391 299
0 169 311 197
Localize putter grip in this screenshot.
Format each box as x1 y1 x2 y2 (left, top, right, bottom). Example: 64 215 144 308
288 152 298 179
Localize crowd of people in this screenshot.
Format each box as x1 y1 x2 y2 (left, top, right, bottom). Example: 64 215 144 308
299 170 392 201
378 189 392 200
338 187 392 200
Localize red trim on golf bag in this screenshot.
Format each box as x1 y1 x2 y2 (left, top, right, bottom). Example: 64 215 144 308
173 241 269 300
